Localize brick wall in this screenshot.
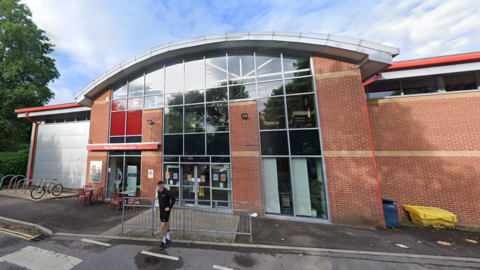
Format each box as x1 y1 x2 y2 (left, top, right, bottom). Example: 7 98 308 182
229 100 264 215
313 55 383 227
86 87 111 188
141 109 163 198
368 93 480 226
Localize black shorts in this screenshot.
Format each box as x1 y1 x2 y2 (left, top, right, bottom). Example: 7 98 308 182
160 211 170 223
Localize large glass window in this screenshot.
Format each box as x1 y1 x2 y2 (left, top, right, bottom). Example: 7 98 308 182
145 67 164 95
229 83 256 100
185 90 204 104
289 130 321 155
128 75 144 97
206 102 229 132
184 134 205 155
260 131 289 155
292 158 327 218
207 133 229 155
228 53 255 85
185 58 205 91
206 55 227 88
285 77 313 95
286 94 317 128
112 83 127 100
262 158 292 216
184 104 205 133
165 62 184 93
258 97 286 130
164 107 183 134
144 95 164 109
257 80 284 97
165 93 183 106
256 53 282 82
206 87 227 102
164 135 182 155
283 55 311 78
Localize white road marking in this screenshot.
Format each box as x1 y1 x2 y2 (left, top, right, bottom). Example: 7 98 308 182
0 246 82 270
141 250 179 261
213 265 234 270
81 238 111 247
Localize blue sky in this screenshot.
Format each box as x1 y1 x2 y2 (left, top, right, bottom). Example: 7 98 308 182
22 0 480 105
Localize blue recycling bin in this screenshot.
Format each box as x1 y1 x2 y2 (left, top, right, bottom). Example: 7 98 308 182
382 198 400 228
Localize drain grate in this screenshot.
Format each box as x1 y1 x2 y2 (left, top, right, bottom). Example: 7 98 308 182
30 234 50 242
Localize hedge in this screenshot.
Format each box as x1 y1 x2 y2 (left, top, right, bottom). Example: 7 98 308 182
0 150 29 184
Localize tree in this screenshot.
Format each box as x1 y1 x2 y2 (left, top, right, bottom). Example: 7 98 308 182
0 0 59 151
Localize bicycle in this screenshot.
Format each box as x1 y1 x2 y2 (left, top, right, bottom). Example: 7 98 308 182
30 178 63 200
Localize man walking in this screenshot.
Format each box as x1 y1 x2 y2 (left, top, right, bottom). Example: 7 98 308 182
157 181 176 250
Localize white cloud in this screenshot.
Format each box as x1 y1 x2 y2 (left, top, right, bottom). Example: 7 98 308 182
20 0 480 105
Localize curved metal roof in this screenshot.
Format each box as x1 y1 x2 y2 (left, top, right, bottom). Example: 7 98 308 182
75 32 400 106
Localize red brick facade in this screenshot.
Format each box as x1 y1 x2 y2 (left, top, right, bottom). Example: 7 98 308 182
313 55 383 227
86 87 111 188
368 93 480 226
229 101 264 215
141 108 163 198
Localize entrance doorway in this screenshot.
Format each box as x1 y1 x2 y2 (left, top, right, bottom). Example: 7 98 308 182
182 164 211 206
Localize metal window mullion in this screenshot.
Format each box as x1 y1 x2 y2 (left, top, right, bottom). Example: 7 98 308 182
280 52 296 218
310 54 330 221
475 71 480 90
399 79 404 95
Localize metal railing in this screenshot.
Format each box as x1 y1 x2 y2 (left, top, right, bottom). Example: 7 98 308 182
121 197 252 242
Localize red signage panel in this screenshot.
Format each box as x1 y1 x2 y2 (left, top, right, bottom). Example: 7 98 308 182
87 144 159 151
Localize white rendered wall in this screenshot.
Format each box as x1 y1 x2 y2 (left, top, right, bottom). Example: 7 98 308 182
31 121 89 188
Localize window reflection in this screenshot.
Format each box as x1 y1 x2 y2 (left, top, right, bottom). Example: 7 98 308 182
257 80 284 97
128 75 144 97
164 107 183 134
286 94 317 128
228 54 255 85
229 83 256 100
402 76 437 95
184 104 205 133
113 83 127 100
145 67 164 95
185 58 205 90
256 53 282 81
289 130 321 155
444 72 477 92
127 98 143 110
283 55 311 78
164 135 182 155
165 62 184 93
285 77 313 94
165 93 183 106
206 87 227 102
185 90 204 104
112 99 126 111
206 55 227 88
367 80 401 98
206 102 229 132
258 97 286 130
144 95 163 109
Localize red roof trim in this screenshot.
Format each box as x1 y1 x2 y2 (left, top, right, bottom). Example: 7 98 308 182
386 52 480 71
15 103 81 113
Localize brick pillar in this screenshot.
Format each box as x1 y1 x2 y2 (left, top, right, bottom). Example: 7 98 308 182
141 109 163 198
313 56 382 227
86 87 112 188
229 101 264 215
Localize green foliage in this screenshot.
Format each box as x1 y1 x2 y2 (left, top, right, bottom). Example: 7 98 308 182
0 149 28 178
0 0 59 152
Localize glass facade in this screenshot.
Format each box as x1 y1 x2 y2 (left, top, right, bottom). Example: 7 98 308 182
108 51 327 219
106 151 142 199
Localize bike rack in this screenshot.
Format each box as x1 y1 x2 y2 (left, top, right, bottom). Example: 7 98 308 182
0 174 15 191
14 175 27 193
7 175 25 192
19 178 34 194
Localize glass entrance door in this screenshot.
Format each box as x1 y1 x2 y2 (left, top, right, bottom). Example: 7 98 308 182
182 164 211 206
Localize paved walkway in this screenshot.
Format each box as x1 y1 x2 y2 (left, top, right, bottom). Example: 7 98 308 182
0 190 77 201
1 194 479 258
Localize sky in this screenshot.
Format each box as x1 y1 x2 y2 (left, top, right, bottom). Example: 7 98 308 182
21 0 480 105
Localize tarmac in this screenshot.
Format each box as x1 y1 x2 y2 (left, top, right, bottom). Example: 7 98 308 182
0 194 479 259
